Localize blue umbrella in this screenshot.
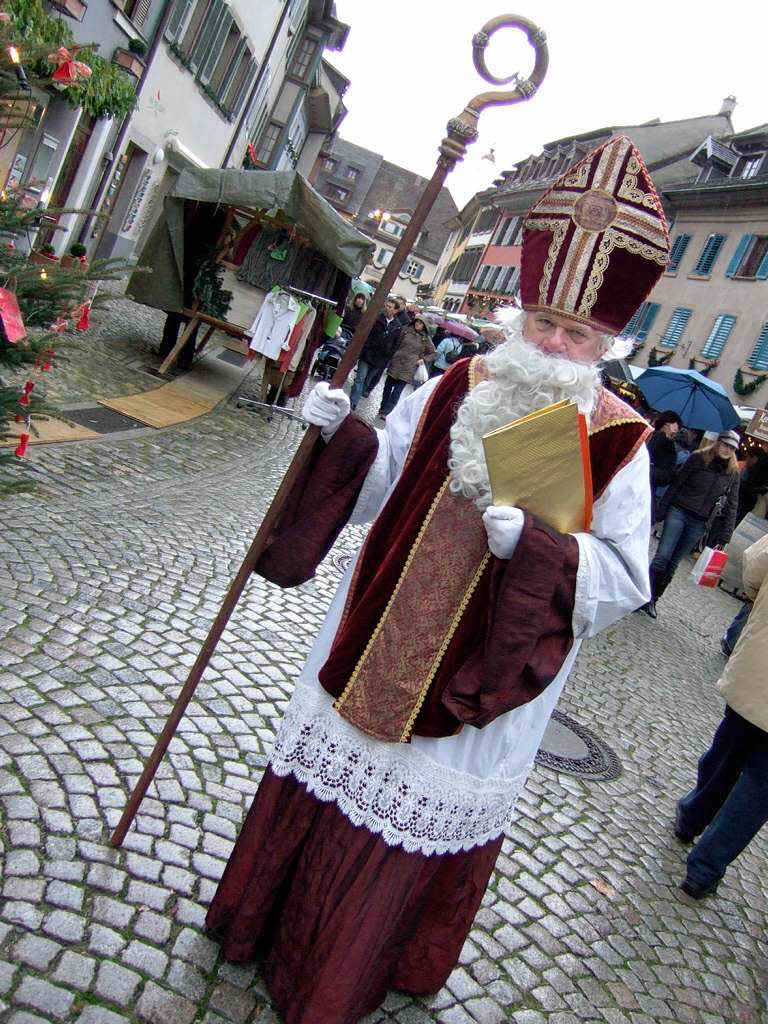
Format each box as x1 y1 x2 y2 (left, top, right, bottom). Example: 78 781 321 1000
633 366 740 432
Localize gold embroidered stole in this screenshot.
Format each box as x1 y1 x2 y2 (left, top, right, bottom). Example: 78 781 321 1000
334 480 490 742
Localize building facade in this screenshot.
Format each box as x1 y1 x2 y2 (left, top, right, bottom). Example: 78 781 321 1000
5 1 349 262
310 137 458 302
628 126 768 405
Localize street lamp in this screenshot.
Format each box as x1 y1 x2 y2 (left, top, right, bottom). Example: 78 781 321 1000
110 13 549 848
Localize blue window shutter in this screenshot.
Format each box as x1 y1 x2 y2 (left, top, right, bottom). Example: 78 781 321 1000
701 315 737 358
659 308 692 349
668 234 691 272
757 247 768 281
749 323 768 370
693 234 726 276
725 234 755 278
636 302 660 341
621 305 643 337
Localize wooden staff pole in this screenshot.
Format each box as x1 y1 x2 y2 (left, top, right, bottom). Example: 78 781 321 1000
111 14 548 847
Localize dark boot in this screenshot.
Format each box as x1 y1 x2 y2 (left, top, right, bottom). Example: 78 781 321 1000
641 567 672 618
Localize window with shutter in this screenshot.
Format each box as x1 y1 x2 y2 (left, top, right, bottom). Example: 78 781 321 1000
667 233 691 273
179 0 210 55
729 235 768 279
165 0 195 41
691 233 726 276
635 302 660 341
198 8 233 84
700 314 737 359
748 323 768 371
658 308 692 349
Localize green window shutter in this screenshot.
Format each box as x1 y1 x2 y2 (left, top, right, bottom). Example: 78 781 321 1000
692 234 726 276
725 234 755 278
659 308 692 349
749 323 768 370
636 302 660 341
621 305 644 337
700 314 737 359
668 233 691 273
166 0 194 41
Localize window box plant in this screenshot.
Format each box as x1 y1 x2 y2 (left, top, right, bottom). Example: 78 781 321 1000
30 244 59 265
113 46 145 79
60 242 88 269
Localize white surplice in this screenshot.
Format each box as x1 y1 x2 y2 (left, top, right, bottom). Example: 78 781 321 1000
268 378 651 855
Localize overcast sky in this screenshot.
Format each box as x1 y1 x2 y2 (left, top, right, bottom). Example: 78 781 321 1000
331 1 766 210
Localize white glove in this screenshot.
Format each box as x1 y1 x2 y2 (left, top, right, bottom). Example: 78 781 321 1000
301 382 350 437
482 505 524 559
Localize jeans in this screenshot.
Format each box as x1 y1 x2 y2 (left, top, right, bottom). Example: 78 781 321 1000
650 505 708 598
678 706 768 887
379 376 407 416
722 602 751 655
350 359 384 408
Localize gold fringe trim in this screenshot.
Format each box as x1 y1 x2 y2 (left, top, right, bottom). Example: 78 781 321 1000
334 477 451 712
589 415 648 435
399 550 492 743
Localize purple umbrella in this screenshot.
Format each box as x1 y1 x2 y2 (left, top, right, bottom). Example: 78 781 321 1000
436 319 479 342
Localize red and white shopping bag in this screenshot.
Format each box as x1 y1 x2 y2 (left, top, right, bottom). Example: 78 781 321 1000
691 547 729 588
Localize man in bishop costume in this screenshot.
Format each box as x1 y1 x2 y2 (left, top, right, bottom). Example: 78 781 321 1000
206 137 671 1023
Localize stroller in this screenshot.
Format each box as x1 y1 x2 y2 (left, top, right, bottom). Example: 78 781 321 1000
312 330 350 382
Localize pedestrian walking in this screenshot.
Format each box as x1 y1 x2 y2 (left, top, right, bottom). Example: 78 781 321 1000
349 298 402 409
341 291 366 336
205 136 670 1024
378 314 436 417
646 411 682 522
675 533 768 898
642 431 740 618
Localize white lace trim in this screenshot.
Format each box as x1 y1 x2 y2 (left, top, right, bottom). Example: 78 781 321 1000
269 682 531 855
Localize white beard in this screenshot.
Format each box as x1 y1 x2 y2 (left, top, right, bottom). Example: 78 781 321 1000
448 318 601 510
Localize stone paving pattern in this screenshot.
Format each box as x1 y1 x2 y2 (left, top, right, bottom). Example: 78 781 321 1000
0 299 767 1023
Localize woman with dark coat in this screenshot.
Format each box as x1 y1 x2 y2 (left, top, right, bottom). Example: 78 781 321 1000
378 315 436 417
642 431 741 618
646 411 683 522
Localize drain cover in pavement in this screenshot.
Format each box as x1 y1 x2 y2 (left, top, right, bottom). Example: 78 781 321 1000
535 710 622 781
218 350 247 367
330 552 353 574
61 406 146 433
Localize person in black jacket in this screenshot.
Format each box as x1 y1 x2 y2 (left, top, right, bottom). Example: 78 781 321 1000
340 292 366 337
642 431 740 618
349 298 402 408
647 411 683 522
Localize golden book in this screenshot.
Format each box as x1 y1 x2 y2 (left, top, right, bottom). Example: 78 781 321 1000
482 400 593 534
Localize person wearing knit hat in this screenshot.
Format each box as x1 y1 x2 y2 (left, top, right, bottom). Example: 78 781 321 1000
207 137 671 1023
642 431 740 618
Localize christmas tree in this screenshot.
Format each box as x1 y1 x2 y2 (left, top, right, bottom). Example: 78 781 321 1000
0 0 137 496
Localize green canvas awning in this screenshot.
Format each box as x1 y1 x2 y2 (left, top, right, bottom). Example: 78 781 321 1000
126 168 375 314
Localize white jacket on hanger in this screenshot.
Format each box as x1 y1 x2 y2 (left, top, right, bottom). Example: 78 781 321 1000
247 290 301 360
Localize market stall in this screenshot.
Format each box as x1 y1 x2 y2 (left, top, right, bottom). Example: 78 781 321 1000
126 169 375 396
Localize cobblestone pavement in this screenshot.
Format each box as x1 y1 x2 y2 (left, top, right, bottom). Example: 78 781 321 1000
1 302 767 1023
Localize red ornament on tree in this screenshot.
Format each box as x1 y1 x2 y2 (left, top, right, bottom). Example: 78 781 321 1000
76 302 91 331
15 433 29 457
18 380 34 406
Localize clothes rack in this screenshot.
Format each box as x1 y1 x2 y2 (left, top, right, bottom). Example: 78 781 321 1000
235 286 336 422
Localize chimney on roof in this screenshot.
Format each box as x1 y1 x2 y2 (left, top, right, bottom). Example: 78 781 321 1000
719 96 737 116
